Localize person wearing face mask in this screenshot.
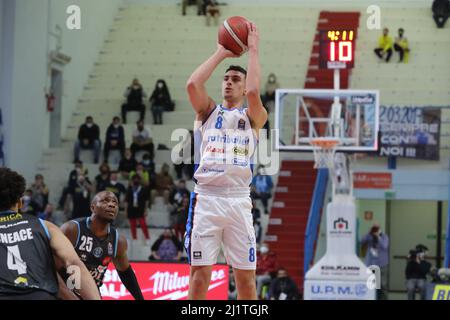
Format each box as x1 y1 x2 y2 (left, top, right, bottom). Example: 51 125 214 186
374 28 393 63
74 116 101 164
129 163 150 188
20 189 41 216
95 163 111 193
69 173 94 219
268 268 300 300
394 28 410 63
125 175 150 243
140 153 155 175
149 228 183 261
118 149 138 180
149 79 174 125
58 161 88 211
130 120 154 160
105 171 127 205
256 243 278 299
104 117 125 163
121 78 147 124
251 165 273 214
30 174 49 211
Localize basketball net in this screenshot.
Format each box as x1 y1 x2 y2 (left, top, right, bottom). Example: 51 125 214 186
310 138 341 169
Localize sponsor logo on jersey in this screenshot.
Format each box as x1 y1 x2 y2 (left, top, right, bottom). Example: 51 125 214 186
108 243 113 256
233 146 248 156
14 276 29 286
205 145 225 154
80 253 87 261
238 119 246 130
0 213 22 223
193 251 202 260
93 247 103 258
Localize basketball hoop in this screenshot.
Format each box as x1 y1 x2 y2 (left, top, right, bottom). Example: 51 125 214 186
310 138 341 169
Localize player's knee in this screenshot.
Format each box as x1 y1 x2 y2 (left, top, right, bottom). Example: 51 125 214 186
190 276 210 290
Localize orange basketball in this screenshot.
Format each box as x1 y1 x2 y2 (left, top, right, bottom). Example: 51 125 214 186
218 16 250 56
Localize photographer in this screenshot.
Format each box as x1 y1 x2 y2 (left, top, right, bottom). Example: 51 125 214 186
361 223 389 300
405 245 432 300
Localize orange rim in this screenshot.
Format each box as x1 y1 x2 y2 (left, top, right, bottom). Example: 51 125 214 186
310 139 340 149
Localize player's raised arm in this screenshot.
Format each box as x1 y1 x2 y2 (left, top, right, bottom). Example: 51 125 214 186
45 221 101 300
186 45 238 120
113 234 144 300
245 22 268 132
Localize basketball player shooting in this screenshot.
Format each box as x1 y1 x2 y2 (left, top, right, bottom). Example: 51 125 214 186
59 191 144 300
185 20 267 300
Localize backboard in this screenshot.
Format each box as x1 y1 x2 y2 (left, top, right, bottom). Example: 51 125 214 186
274 89 380 152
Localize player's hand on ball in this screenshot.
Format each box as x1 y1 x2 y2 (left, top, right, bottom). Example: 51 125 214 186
217 43 241 58
246 22 259 51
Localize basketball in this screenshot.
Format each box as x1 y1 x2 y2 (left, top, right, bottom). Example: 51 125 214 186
218 16 250 56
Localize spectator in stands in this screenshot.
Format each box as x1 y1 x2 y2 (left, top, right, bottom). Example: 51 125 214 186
149 79 174 125
268 268 300 300
205 0 220 26
30 174 49 212
104 116 125 162
38 203 54 222
174 130 195 180
149 228 183 261
394 28 410 63
151 163 174 206
130 120 154 160
118 148 138 180
256 243 278 299
173 195 190 242
140 152 155 175
405 244 432 300
104 171 127 206
129 163 150 187
94 163 111 193
432 0 450 28
121 78 147 124
374 28 393 63
169 179 190 210
74 116 101 164
262 73 279 110
182 0 203 16
251 199 262 244
125 174 150 242
58 160 88 210
20 189 41 216
251 165 273 214
361 223 390 300
69 173 94 219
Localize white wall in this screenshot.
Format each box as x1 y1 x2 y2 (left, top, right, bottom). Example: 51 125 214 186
125 0 433 7
0 0 122 181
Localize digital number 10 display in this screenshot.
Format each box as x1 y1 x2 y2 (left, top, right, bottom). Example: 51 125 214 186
319 30 355 69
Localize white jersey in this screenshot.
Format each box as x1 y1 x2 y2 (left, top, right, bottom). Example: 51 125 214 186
193 104 258 195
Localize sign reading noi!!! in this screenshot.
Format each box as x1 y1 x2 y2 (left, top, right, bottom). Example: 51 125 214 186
100 262 229 300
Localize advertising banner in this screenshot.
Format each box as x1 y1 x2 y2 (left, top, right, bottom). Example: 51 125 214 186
101 262 229 300
379 106 441 160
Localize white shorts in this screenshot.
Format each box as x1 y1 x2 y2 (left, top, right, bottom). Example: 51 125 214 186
184 191 257 270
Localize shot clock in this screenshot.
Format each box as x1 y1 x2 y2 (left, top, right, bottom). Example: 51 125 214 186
319 30 356 69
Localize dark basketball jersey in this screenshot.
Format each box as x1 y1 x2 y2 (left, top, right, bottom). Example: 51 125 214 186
0 211 58 296
72 217 118 288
